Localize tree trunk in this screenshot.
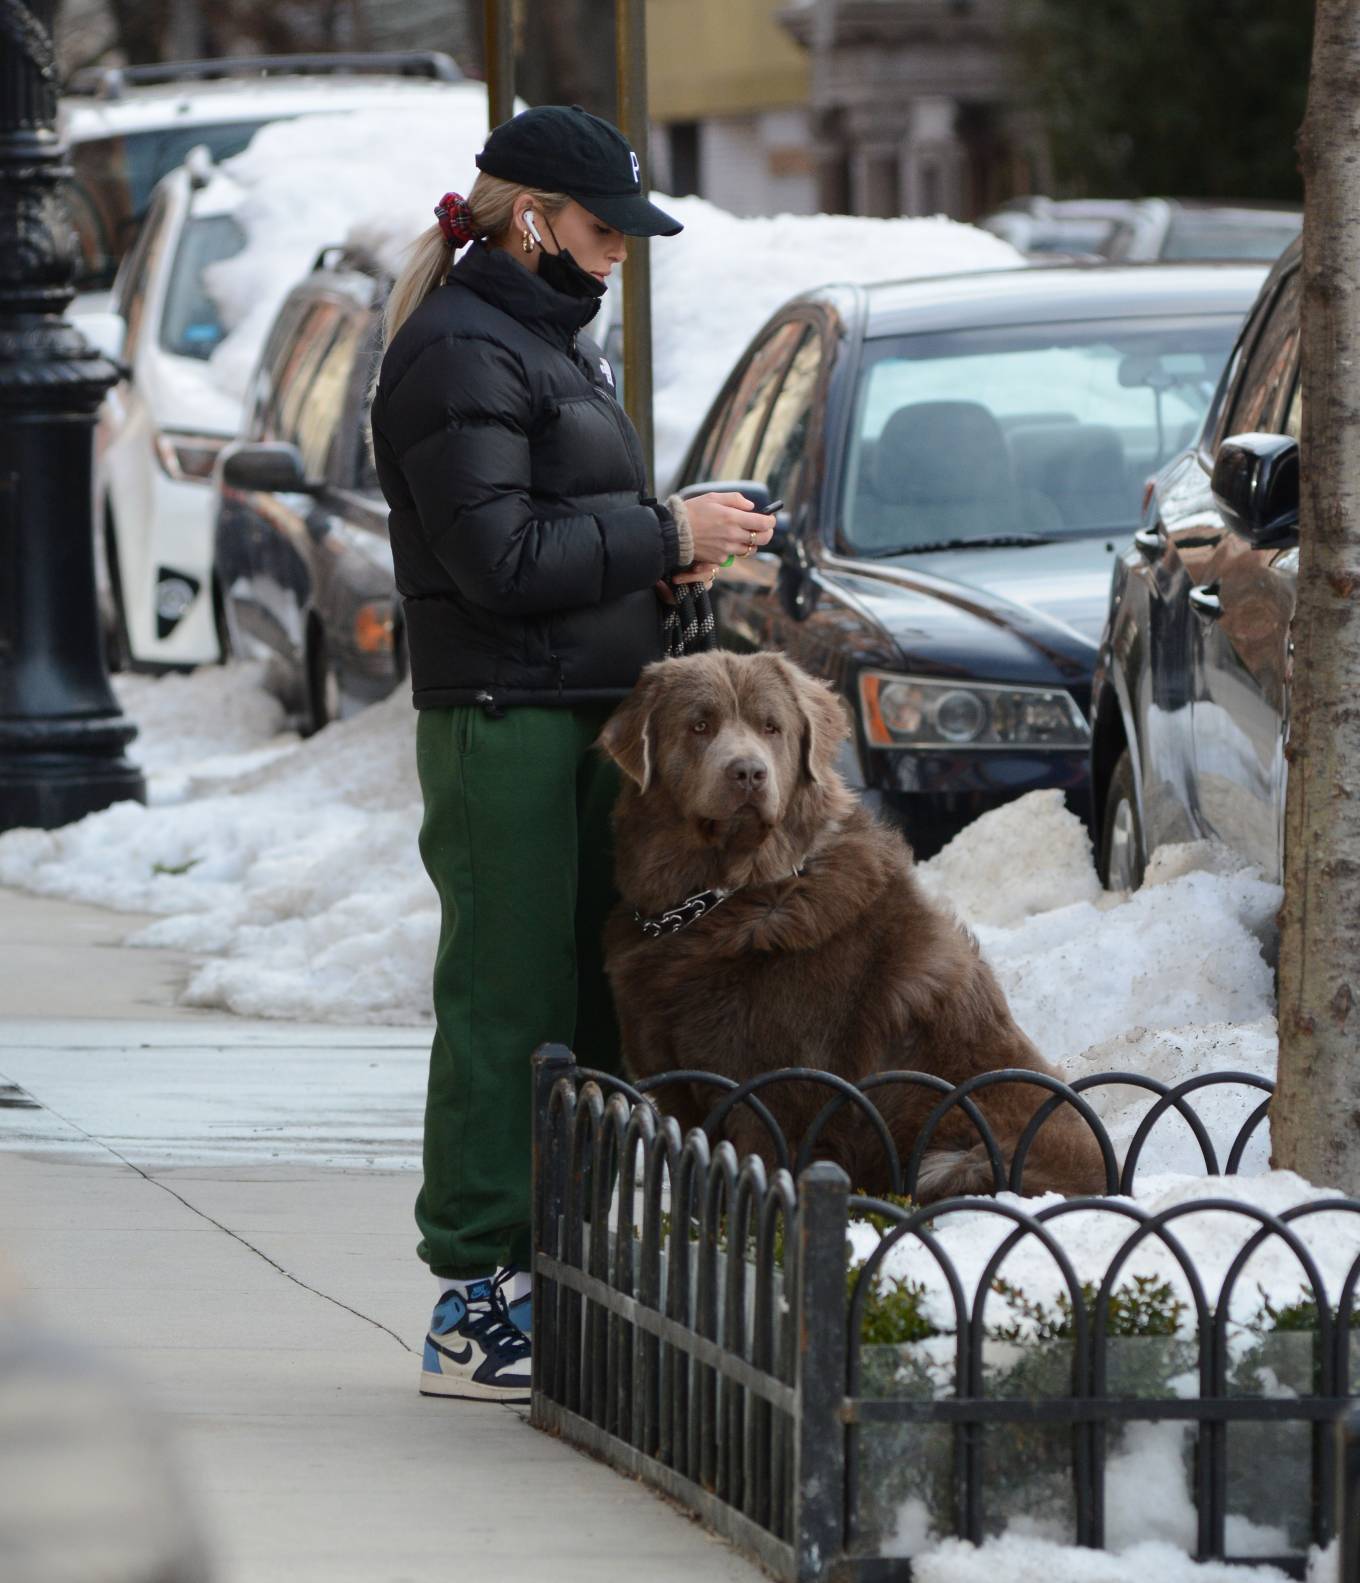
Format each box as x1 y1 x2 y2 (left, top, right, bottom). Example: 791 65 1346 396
1271 0 1360 1187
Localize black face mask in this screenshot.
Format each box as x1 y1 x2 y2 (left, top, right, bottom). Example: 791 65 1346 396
537 245 607 303
534 211 607 305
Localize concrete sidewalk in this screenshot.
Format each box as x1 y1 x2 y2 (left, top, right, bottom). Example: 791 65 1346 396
0 888 757 1582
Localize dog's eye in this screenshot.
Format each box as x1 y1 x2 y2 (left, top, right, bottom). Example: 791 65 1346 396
763 720 782 735
692 719 708 734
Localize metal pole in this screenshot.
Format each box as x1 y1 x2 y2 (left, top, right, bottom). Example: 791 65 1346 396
615 0 655 489
483 0 515 129
0 1 145 832
792 1161 849 1579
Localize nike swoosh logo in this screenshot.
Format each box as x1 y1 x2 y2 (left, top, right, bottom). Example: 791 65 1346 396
431 1336 473 1365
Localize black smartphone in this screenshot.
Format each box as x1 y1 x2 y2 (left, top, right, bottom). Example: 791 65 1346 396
763 497 784 516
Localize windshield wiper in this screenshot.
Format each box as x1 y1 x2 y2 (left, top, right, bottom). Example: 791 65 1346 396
856 533 1059 559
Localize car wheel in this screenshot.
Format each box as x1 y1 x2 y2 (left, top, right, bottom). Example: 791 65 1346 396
104 516 133 673
1099 749 1145 891
303 622 341 737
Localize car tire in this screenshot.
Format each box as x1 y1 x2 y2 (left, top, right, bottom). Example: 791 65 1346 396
1099 749 1145 892
303 622 341 737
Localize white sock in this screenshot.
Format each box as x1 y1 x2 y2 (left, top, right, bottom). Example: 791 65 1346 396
437 1274 492 1297
505 1268 532 1304
437 1268 531 1301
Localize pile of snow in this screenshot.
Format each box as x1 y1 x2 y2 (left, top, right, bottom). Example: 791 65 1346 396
201 94 491 400
911 1534 1335 1583
0 666 433 1024
914 791 1280 1175
852 1169 1358 1337
195 104 1019 480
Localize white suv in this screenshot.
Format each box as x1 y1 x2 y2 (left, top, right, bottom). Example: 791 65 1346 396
62 55 476 668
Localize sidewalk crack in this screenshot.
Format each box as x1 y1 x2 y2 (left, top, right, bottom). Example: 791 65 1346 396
3 1081 415 1355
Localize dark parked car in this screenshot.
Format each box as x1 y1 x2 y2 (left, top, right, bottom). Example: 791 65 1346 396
981 197 1300 266
672 262 1265 857
213 248 400 733
1090 239 1304 888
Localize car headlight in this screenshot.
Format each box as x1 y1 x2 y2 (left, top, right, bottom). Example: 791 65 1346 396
858 670 1090 749
153 430 228 483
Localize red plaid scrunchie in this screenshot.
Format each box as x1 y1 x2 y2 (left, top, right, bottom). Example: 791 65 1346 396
434 191 477 246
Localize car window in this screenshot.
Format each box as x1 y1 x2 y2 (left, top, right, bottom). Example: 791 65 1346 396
1221 268 1300 438
842 314 1243 552
351 317 384 494
1207 280 1282 454
1161 215 1301 264
268 301 345 450
158 213 247 361
115 187 171 358
65 118 276 291
700 320 806 483
750 327 823 508
1283 372 1302 441
295 312 367 482
685 386 735 486
239 294 306 440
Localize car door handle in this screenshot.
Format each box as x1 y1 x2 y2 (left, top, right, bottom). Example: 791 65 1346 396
1133 526 1163 559
1189 582 1223 619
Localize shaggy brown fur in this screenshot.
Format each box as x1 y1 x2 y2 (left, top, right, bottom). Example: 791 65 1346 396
598 651 1105 1202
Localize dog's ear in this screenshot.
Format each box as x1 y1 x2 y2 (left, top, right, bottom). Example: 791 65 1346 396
780 658 849 784
597 667 662 791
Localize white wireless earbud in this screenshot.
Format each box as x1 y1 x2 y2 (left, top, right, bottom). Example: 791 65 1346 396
524 210 545 248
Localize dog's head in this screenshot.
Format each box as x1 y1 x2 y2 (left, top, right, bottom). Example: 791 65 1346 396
599 652 853 842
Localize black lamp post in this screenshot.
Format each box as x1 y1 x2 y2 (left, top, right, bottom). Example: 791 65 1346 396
0 0 145 831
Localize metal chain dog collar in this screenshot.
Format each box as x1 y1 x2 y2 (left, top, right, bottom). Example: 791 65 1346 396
633 863 807 940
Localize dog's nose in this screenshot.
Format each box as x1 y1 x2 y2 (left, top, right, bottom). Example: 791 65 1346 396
725 756 768 790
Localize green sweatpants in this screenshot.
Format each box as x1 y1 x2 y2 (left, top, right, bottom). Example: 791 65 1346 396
413 701 623 1278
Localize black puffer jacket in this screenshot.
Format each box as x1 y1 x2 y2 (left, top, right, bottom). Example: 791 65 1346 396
370 243 680 710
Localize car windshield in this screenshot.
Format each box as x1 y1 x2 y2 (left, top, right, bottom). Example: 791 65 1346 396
159 212 247 360
65 118 274 291
842 314 1241 555
1161 215 1301 263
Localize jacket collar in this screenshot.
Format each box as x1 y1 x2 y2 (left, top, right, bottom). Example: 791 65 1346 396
451 242 601 352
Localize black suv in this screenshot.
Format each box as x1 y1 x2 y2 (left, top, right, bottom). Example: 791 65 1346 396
1090 238 1304 887
212 248 399 733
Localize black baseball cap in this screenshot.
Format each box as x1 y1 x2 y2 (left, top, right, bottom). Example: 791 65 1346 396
475 104 683 237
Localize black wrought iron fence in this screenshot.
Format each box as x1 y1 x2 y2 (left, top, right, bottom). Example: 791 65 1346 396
529 1045 1359 1582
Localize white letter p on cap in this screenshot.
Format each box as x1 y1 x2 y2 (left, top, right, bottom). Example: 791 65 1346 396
630 151 640 186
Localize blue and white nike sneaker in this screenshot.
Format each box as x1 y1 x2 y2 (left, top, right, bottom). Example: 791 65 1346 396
420 1269 531 1402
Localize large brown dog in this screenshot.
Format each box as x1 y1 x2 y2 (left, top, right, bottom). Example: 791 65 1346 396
598 651 1105 1201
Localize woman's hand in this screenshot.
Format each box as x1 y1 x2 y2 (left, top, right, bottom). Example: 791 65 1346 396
685 491 776 565
670 561 720 587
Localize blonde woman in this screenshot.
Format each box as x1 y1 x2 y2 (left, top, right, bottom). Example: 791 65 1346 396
369 105 774 1401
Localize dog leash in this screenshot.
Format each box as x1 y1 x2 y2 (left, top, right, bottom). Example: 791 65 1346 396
633 863 807 940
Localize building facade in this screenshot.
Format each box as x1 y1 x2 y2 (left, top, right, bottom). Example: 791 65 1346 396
648 0 1047 222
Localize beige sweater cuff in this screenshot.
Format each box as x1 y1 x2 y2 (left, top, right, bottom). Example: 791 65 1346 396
666 493 695 567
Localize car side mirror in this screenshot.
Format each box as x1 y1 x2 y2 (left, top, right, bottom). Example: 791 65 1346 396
1210 433 1299 548
219 441 316 495
674 477 793 554
76 309 128 375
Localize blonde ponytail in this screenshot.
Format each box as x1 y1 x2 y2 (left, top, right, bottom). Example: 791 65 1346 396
379 173 572 353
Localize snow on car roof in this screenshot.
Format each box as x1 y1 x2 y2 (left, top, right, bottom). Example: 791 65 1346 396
59 76 482 143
